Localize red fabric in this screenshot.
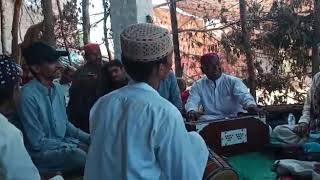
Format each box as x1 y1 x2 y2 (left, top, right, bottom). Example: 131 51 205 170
181 90 190 105
200 53 219 65
83 43 101 54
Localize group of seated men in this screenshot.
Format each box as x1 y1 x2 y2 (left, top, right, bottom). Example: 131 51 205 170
0 22 317 179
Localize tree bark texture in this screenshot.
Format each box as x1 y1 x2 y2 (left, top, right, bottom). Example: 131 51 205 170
239 0 256 99
0 0 10 55
169 0 183 78
41 0 56 47
11 0 22 63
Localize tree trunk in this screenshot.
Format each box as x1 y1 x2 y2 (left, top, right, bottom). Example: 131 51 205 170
312 0 320 76
56 0 72 65
41 0 56 47
82 0 90 45
0 0 10 55
103 0 112 60
12 0 22 63
239 0 256 99
169 0 183 78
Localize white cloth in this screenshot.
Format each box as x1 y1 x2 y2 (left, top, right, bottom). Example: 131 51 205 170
271 125 308 145
274 159 319 178
0 113 40 180
49 175 64 180
186 74 256 119
84 82 208 180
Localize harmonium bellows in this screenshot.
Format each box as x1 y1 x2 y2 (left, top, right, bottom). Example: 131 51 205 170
186 116 270 156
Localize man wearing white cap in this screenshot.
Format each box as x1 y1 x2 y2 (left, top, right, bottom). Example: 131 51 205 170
85 23 208 180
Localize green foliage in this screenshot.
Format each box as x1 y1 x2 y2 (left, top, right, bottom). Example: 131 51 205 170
56 0 81 49
221 0 314 105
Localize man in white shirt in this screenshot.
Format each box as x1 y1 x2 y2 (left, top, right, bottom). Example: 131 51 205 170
85 23 208 180
272 72 320 144
186 53 258 121
0 55 40 180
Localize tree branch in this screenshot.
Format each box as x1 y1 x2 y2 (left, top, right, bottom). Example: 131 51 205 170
90 17 104 27
90 12 104 16
178 21 239 33
154 0 183 8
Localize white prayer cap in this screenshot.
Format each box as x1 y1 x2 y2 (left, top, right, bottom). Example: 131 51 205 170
120 23 173 62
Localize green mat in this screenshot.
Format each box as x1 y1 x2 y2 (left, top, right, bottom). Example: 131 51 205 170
227 152 277 180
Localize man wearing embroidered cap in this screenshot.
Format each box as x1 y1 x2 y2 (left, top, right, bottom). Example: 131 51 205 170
85 23 208 180
18 42 90 173
186 53 258 122
0 55 40 180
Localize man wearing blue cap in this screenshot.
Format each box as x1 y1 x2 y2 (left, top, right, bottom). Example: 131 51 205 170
18 42 90 174
0 55 40 179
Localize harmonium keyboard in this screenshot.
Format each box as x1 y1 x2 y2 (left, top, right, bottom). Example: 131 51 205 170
185 116 270 156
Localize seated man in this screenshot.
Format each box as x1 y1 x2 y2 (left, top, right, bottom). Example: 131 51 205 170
85 23 208 179
186 53 258 121
272 73 320 144
103 59 129 93
0 55 40 180
158 70 183 111
18 42 90 173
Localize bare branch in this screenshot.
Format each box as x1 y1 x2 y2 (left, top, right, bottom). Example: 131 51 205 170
90 17 104 27
178 21 239 33
90 12 104 16
153 0 183 8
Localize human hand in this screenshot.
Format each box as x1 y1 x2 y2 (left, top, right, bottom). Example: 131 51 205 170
186 110 202 122
293 122 308 137
245 104 263 115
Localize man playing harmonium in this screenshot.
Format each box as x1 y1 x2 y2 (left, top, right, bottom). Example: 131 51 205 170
272 72 320 144
186 53 259 122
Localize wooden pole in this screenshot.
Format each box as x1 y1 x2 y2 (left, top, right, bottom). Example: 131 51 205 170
102 0 112 61
11 0 22 63
169 0 183 77
41 0 56 47
82 0 90 45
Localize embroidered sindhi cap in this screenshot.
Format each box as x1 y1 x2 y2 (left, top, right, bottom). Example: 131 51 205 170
0 55 21 88
120 23 173 62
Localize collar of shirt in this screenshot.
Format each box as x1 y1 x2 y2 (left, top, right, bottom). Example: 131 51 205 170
204 73 225 88
30 79 57 97
128 81 160 96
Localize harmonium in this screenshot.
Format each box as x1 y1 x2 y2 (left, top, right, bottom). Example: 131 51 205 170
185 115 270 156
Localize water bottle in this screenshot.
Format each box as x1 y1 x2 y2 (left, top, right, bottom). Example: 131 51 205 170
288 113 295 129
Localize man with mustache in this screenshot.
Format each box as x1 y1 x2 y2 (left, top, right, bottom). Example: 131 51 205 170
18 42 90 174
186 53 258 121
